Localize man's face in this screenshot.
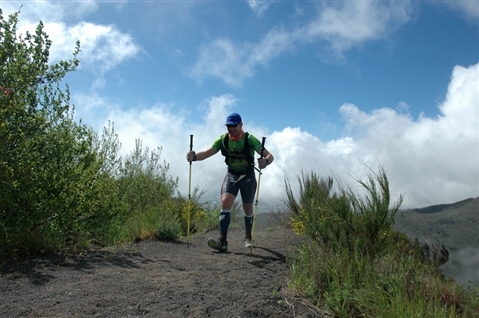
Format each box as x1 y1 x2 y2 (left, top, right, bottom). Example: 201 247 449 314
226 122 242 137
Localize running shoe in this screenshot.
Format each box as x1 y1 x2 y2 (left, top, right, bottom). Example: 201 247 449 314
208 238 228 252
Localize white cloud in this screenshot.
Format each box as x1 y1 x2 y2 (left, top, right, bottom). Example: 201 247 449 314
5 1 140 84
72 92 115 128
76 62 478 209
440 1 479 21
67 22 140 74
191 0 412 85
36 21 140 74
248 0 275 16
305 0 412 55
334 63 479 208
190 38 255 87
190 27 294 86
2 0 98 22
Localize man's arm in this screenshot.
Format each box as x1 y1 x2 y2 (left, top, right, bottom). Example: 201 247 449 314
256 148 274 169
187 147 218 162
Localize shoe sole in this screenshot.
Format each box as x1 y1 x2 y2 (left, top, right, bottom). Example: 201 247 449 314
208 238 227 252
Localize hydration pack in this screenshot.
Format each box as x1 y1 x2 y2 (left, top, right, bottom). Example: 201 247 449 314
220 132 254 175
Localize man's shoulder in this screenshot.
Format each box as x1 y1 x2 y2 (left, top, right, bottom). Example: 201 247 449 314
245 132 261 149
212 134 227 150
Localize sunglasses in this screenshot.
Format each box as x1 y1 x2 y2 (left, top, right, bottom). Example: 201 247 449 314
226 124 238 128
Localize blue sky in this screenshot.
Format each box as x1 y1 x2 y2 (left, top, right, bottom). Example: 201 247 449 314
3 0 478 209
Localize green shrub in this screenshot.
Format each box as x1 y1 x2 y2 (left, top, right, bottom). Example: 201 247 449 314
155 220 181 242
0 13 179 257
285 166 479 317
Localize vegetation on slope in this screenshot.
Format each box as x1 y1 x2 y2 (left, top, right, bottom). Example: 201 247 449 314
0 10 219 259
284 168 479 317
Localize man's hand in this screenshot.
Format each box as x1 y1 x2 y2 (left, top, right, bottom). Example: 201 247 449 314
257 157 268 169
186 151 196 162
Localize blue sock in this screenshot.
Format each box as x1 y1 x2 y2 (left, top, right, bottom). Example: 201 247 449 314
219 210 230 240
244 214 253 239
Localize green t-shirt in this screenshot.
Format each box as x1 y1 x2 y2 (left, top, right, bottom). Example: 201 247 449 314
212 132 262 173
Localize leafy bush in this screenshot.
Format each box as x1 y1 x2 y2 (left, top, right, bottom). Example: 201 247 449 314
0 11 179 258
0 10 95 257
155 219 182 242
285 166 479 317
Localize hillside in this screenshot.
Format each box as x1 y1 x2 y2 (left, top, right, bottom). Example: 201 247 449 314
394 197 479 287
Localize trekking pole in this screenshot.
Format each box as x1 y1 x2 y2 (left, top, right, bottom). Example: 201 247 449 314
250 137 266 258
187 135 193 248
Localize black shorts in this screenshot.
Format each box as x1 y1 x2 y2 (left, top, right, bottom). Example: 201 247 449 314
220 171 257 204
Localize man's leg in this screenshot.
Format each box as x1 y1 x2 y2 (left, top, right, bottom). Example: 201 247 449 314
243 202 254 241
219 193 236 242
208 175 238 252
239 173 257 246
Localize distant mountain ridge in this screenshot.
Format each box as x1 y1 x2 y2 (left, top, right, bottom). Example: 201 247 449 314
394 196 479 287
413 197 477 214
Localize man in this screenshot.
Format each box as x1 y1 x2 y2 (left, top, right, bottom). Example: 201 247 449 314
186 113 274 252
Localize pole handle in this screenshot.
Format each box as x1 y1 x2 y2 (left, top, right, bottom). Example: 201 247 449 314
260 137 266 159
189 135 194 165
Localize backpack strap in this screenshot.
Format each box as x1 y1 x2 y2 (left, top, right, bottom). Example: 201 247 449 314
220 133 229 159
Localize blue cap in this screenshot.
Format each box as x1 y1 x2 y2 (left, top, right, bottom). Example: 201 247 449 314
225 113 242 125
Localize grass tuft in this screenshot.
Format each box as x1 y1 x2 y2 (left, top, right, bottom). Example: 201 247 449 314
285 166 479 317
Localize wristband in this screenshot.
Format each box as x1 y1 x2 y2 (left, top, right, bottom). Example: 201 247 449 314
265 158 269 165
193 155 197 161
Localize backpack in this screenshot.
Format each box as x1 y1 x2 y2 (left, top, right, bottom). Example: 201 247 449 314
220 132 254 175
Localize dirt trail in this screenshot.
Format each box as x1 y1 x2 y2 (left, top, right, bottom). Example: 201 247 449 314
0 224 325 318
